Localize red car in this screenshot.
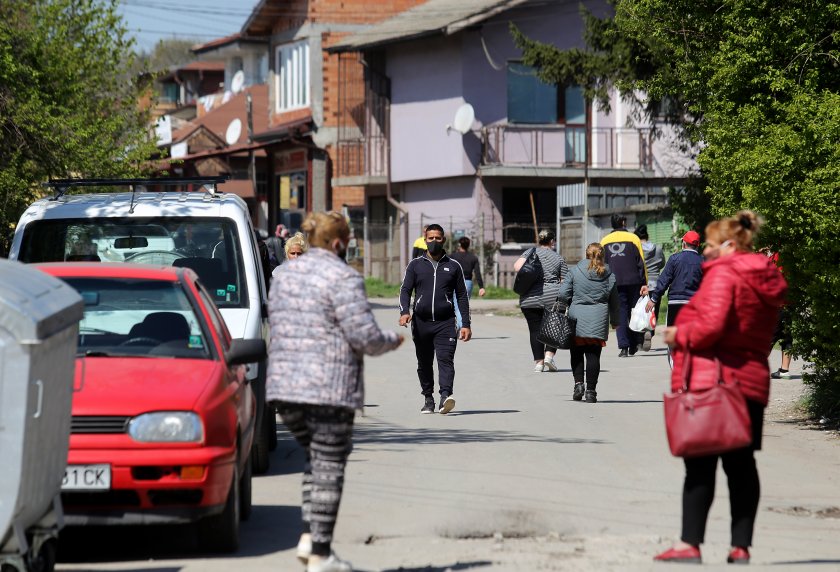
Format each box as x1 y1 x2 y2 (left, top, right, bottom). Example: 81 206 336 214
38 263 265 553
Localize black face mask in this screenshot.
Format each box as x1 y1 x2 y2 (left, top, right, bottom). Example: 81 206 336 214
426 240 444 255
335 240 348 262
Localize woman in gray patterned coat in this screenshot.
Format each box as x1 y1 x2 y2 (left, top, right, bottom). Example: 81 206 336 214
558 243 619 403
514 229 569 372
267 211 404 572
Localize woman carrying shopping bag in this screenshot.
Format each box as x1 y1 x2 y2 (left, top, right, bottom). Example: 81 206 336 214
514 229 569 373
557 243 619 403
654 211 787 565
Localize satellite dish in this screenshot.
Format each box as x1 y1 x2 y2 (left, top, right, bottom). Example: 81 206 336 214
449 103 475 134
231 70 245 94
201 94 216 113
225 118 242 145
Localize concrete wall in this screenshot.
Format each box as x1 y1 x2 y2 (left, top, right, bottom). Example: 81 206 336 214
386 0 695 183
388 36 478 183
401 176 476 235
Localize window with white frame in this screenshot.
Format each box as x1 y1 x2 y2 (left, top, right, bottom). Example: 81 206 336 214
276 41 310 112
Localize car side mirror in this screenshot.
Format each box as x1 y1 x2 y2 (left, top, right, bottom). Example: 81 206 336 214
226 339 267 366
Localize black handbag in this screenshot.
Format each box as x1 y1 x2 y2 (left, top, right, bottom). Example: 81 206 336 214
537 300 576 350
513 248 543 295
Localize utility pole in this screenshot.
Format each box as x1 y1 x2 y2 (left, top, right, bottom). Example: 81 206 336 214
583 99 591 257
479 213 485 276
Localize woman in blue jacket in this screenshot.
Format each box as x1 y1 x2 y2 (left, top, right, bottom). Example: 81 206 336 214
558 243 619 403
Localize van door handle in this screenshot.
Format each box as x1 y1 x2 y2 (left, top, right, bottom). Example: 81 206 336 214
33 380 44 419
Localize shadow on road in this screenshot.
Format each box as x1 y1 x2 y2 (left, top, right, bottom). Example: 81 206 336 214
367 561 493 572
769 560 840 566
57 504 301 563
353 418 608 448
597 399 663 404
447 409 520 416
265 434 306 476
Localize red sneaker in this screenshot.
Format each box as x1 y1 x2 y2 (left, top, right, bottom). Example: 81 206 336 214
727 546 750 564
654 545 702 563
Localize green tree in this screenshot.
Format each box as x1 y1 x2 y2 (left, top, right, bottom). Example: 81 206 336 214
615 1 840 418
515 1 840 417
131 38 203 76
0 0 158 248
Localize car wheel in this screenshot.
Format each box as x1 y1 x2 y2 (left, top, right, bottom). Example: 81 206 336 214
239 453 252 522
197 459 240 553
251 413 271 475
26 538 56 572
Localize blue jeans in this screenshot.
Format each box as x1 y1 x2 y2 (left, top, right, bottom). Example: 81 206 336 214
454 279 473 329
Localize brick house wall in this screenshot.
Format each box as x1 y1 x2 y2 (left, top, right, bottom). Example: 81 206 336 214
246 0 424 210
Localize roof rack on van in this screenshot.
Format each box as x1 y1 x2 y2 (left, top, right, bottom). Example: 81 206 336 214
44 176 230 200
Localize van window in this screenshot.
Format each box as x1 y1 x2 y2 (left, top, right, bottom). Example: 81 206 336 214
19 217 249 309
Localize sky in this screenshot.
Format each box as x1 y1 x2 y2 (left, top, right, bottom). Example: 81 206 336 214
117 0 259 52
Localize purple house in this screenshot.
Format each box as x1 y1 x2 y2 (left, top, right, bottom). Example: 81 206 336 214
330 0 695 282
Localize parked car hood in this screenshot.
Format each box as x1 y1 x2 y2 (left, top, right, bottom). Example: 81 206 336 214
72 357 222 416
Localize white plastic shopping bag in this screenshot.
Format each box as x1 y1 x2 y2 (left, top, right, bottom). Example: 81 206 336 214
630 295 657 332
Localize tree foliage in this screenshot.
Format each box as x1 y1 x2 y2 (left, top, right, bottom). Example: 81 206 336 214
615 0 840 417
131 38 203 76
0 0 158 246
515 1 840 416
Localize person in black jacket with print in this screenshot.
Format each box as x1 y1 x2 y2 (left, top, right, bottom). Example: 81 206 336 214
399 224 472 415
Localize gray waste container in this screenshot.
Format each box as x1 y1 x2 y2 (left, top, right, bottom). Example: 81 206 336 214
0 260 83 572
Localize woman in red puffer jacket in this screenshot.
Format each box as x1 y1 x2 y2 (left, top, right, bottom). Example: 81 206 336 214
654 211 787 565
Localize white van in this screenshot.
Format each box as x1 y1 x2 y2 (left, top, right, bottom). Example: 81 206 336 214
9 181 275 473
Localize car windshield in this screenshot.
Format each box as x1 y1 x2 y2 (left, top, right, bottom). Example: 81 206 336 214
18 217 248 309
61 277 212 360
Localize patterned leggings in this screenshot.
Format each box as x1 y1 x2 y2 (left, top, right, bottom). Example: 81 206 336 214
275 402 355 557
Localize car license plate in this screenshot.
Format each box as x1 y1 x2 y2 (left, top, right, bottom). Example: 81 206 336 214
61 464 111 491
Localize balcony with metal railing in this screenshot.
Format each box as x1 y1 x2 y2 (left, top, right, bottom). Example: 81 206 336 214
480 124 654 177
333 52 390 187
335 135 388 184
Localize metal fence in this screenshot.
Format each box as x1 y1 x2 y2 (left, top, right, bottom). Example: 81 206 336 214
347 217 402 283
482 125 654 170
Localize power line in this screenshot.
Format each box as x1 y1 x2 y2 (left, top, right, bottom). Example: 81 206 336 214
120 0 587 44
119 3 244 30
120 0 572 19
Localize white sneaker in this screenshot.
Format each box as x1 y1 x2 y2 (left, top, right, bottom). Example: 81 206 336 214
533 362 545 373
439 394 456 414
543 359 559 372
297 533 312 564
307 553 353 572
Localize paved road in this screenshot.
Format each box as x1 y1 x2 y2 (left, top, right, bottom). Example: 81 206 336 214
58 300 840 571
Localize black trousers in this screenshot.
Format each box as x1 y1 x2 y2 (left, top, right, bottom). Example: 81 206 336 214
522 307 557 360
681 400 765 548
666 301 688 327
616 285 643 350
412 316 457 397
570 344 602 388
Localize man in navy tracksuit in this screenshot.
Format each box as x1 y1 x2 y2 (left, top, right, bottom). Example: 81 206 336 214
399 224 471 415
646 230 704 326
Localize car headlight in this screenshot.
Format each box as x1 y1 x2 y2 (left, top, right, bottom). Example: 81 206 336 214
128 412 203 443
